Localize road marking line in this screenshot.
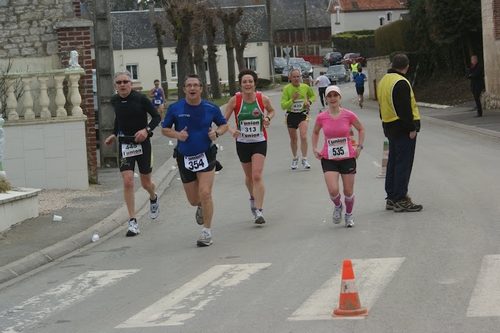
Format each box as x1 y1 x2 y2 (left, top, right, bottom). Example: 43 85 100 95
467 255 500 317
116 263 271 328
288 257 405 321
0 270 139 332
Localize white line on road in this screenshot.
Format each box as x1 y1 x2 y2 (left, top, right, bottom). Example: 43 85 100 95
467 255 500 317
0 270 140 333
288 257 405 321
116 263 271 328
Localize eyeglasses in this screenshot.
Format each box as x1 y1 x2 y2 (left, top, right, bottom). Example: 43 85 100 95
185 83 201 88
115 80 131 85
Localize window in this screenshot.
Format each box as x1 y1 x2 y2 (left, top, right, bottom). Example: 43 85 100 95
126 64 138 80
244 57 257 71
171 62 178 78
387 12 392 22
379 17 385 26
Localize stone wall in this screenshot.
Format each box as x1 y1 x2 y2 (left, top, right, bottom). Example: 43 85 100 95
481 0 500 109
366 55 391 101
0 0 74 58
0 0 98 185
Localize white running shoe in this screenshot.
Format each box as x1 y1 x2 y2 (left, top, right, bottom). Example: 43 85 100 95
126 219 140 237
301 158 311 169
291 157 299 170
333 204 343 224
197 231 212 247
345 213 354 228
195 206 204 225
250 199 257 217
254 209 266 224
150 193 159 219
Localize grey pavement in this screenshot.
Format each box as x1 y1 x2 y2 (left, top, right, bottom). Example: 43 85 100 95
0 88 499 287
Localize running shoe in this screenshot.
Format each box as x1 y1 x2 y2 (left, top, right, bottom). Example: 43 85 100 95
195 205 204 225
250 198 257 217
254 209 266 224
197 231 213 247
291 157 299 170
333 203 343 224
345 214 354 228
150 193 159 219
126 218 140 237
385 198 396 210
301 158 311 169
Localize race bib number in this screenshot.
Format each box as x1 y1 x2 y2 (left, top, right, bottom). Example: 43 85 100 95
327 137 349 159
291 99 304 113
240 119 261 138
121 143 143 158
154 99 161 105
184 152 209 172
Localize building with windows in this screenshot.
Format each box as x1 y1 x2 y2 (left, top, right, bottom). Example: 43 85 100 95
110 5 270 90
327 0 408 34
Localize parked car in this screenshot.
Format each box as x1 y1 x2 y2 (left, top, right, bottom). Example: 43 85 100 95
281 64 302 82
341 53 366 70
274 57 286 74
288 57 306 65
323 52 343 67
325 65 350 84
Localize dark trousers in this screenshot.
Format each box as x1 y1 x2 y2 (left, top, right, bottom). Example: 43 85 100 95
385 134 417 202
318 87 326 107
472 89 483 116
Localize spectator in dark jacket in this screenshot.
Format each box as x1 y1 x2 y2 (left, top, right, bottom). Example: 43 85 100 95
468 55 485 118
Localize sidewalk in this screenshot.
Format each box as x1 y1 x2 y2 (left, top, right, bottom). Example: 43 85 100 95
0 130 178 285
1 95 499 286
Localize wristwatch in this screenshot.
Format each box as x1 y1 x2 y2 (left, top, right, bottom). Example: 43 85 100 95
215 131 220 138
145 126 152 134
357 144 364 149
266 116 271 122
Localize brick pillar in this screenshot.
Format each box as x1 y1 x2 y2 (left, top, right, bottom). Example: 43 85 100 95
55 19 98 184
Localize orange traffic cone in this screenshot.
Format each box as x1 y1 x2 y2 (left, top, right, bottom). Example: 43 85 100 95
349 126 357 148
333 259 368 317
376 141 389 178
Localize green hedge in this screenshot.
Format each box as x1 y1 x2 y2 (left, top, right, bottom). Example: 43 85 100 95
375 20 415 56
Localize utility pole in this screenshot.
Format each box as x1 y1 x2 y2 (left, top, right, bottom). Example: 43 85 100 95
303 0 309 55
267 0 274 83
93 0 118 167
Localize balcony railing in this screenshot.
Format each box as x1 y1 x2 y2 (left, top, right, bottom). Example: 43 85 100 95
1 67 85 122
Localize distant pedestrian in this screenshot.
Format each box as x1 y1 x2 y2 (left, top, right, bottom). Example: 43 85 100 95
105 70 161 237
312 85 365 228
352 67 367 108
350 59 360 73
150 79 166 120
377 53 422 212
468 55 485 118
315 71 331 110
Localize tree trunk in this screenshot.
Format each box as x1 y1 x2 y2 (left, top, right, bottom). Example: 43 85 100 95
205 15 221 99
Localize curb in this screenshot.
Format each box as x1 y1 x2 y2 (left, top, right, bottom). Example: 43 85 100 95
0 156 178 286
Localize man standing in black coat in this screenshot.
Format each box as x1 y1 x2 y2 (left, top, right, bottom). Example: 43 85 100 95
468 55 485 118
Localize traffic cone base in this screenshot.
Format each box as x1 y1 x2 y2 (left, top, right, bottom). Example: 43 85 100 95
333 260 368 317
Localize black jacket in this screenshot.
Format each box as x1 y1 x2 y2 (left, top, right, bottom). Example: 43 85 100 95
468 64 485 93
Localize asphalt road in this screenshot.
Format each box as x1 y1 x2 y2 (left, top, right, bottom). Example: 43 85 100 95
1 78 500 332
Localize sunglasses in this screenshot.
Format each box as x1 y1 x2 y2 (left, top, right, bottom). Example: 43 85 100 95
115 80 131 85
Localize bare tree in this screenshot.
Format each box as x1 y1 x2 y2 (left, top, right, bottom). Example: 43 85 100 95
163 0 196 98
219 7 244 96
203 7 221 99
149 4 168 99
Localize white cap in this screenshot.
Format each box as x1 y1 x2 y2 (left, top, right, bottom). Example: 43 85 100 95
325 85 341 97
